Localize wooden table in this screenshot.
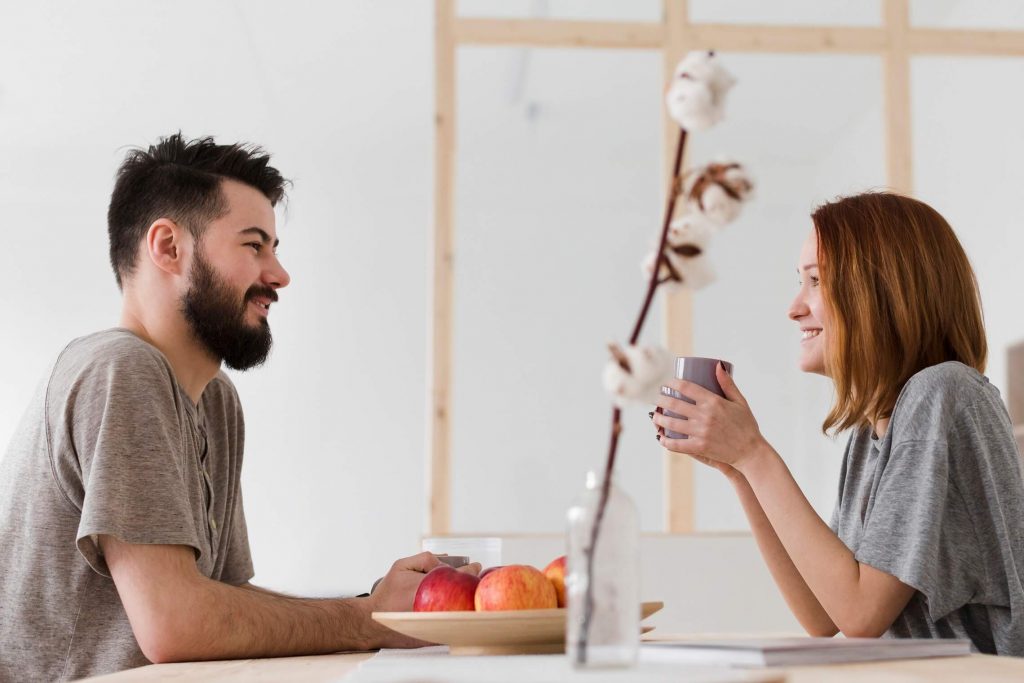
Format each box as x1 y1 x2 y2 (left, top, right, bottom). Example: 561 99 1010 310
82 642 1024 682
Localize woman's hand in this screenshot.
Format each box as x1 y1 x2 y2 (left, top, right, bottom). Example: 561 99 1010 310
653 408 745 483
652 362 767 472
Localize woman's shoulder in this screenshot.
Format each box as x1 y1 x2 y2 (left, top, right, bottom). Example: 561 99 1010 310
899 361 989 402
891 361 1004 441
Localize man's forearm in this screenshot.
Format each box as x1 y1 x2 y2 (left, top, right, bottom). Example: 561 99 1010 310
730 473 838 636
151 576 391 662
103 538 435 663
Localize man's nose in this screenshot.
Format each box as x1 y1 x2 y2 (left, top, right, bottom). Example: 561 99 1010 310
265 256 291 290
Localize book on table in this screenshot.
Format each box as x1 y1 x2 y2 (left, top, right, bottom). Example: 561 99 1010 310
640 637 972 667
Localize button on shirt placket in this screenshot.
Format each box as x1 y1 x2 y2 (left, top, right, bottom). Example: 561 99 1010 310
194 417 218 555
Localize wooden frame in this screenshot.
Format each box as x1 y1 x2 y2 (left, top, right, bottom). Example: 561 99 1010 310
429 0 1024 535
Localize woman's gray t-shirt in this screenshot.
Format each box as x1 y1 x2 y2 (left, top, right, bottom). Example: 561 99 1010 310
830 361 1024 655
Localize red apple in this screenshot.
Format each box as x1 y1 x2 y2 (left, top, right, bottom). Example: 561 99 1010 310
543 555 567 608
474 564 557 611
479 565 504 580
413 565 479 612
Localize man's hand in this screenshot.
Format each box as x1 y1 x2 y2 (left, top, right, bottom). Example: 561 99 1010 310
367 551 481 613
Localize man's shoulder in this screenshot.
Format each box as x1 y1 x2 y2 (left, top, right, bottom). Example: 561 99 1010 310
54 328 175 388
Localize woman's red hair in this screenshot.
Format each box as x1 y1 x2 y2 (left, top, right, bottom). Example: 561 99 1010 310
812 192 987 434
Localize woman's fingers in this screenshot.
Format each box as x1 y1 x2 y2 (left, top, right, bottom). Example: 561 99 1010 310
657 432 704 456
661 378 719 404
652 410 692 437
654 391 700 417
715 362 747 405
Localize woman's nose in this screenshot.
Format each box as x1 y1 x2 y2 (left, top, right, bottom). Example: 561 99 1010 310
788 292 809 321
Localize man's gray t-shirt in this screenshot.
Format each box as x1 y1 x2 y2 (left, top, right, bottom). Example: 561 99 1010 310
0 329 254 681
830 361 1024 655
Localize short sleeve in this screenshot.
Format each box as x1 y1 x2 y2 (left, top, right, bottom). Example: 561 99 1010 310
854 438 978 621
829 433 855 534
220 489 254 585
57 348 202 577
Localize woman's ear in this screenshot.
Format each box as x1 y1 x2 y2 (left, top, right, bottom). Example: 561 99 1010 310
145 219 188 277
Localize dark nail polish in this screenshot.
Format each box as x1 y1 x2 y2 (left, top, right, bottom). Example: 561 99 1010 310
648 411 654 419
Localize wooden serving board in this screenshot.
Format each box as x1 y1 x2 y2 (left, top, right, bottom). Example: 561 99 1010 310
372 601 663 655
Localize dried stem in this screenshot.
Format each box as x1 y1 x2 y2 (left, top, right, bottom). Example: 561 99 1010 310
576 128 688 663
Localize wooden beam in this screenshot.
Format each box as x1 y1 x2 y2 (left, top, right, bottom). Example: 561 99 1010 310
662 0 696 534
454 17 664 49
883 0 913 194
429 0 456 535
681 24 888 54
454 18 889 54
453 14 1024 59
909 28 1024 56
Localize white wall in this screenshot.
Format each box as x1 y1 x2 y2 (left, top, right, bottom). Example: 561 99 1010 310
0 0 435 596
1 1 1020 625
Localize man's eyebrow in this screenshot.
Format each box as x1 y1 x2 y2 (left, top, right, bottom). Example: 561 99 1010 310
240 227 279 248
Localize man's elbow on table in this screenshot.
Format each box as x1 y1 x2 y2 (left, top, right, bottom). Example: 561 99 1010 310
130 597 218 665
99 535 217 664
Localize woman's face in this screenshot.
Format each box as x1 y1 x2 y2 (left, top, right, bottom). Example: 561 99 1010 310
789 229 830 376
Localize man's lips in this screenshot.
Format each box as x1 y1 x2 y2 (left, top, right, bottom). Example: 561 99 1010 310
249 294 276 316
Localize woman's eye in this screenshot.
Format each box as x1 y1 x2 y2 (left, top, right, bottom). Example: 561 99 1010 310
810 276 820 286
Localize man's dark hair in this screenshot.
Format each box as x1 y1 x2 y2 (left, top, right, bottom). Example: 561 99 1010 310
107 133 288 289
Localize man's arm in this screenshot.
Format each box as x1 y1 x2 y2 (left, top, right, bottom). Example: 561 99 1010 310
100 536 464 663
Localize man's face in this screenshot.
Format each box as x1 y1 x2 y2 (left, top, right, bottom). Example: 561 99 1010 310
181 180 290 370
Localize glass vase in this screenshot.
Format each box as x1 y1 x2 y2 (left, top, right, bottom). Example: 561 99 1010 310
565 470 640 668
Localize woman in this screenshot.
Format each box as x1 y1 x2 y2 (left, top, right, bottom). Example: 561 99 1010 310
652 192 1024 654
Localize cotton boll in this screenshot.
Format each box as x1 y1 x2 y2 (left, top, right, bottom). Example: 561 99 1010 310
666 249 717 290
683 161 754 226
699 183 742 225
723 164 754 193
665 79 718 131
665 51 736 131
641 250 669 281
641 213 718 291
666 213 717 290
602 344 675 407
667 212 716 248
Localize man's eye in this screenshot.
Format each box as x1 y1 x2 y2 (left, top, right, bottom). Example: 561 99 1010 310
247 242 262 253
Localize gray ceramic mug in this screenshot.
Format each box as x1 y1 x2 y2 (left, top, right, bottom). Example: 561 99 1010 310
662 356 734 439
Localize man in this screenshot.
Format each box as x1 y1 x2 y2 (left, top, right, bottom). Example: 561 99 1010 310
0 134 475 681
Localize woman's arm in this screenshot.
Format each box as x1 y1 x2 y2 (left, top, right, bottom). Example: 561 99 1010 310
670 439 837 635
728 470 839 636
738 445 915 636
654 365 915 637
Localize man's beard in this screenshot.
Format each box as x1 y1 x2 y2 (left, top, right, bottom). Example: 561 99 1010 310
181 249 276 371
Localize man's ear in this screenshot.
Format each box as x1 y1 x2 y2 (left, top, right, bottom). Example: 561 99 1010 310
145 219 189 277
